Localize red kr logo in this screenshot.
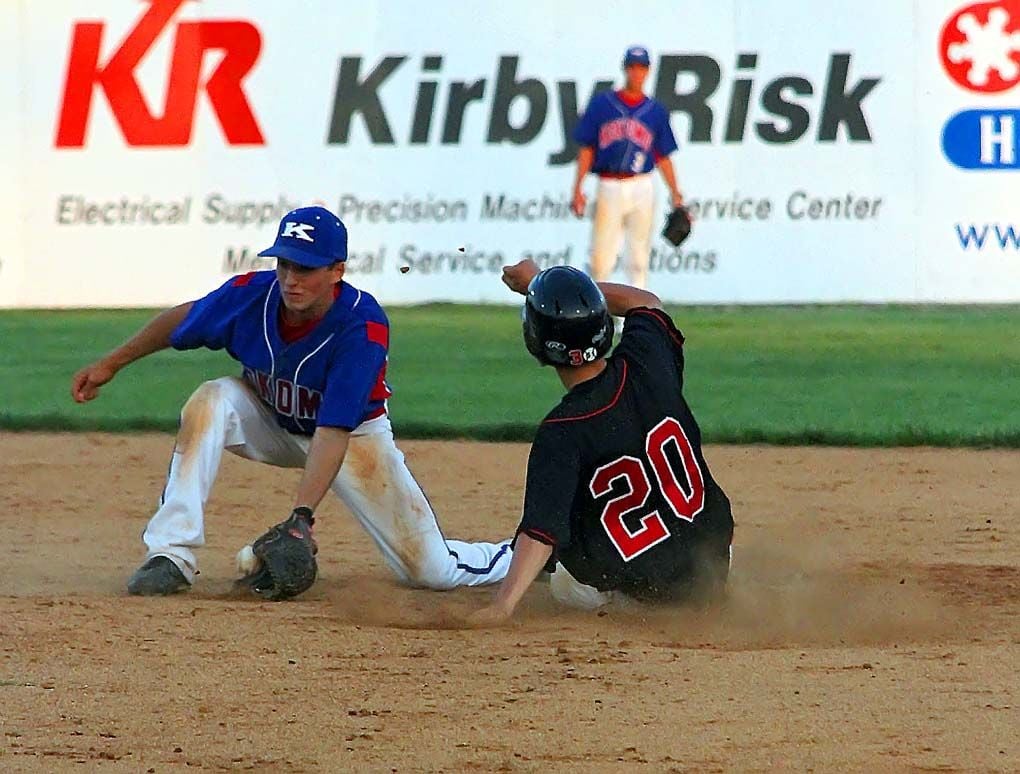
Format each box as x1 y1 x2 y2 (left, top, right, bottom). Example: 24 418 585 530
55 0 265 148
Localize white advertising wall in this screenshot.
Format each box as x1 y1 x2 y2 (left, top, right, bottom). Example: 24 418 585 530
0 0 1017 307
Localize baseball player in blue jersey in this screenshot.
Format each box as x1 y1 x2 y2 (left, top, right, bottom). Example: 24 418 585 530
571 45 685 294
71 206 512 597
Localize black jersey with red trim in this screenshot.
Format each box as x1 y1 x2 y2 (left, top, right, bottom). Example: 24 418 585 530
517 307 733 598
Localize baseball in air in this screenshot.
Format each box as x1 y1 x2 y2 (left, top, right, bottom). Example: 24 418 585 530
399 265 411 274
236 544 259 574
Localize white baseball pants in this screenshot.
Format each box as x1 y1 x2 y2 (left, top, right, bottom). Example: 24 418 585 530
549 545 733 611
589 172 656 289
142 377 512 589
549 565 616 609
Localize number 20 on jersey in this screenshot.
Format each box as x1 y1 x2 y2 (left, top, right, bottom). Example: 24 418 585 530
589 417 705 562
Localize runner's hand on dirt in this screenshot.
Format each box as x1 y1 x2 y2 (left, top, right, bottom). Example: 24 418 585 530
463 603 513 629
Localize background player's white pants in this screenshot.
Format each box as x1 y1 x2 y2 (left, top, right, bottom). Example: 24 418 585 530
141 377 512 589
589 173 656 289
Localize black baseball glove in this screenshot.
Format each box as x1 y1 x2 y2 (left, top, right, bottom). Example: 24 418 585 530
236 507 318 601
662 205 693 247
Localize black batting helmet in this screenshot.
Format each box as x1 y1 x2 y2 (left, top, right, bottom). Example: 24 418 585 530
522 266 613 367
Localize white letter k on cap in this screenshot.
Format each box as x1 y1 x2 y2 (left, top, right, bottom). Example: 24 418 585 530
282 222 315 242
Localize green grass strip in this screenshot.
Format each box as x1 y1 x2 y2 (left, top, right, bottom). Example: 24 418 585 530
2 304 1018 447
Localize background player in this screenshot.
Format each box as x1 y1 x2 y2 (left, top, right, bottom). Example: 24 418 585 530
467 260 733 626
70 206 511 596
571 45 685 296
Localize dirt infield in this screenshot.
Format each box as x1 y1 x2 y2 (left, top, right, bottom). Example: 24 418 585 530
2 434 1018 772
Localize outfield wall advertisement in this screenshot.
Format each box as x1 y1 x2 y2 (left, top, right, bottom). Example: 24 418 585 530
0 0 1017 308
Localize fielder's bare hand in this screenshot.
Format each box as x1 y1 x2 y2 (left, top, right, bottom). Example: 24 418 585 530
71 359 118 403
501 259 541 296
70 302 194 405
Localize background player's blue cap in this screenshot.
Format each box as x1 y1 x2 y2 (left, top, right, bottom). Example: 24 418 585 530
257 206 348 267
623 45 651 67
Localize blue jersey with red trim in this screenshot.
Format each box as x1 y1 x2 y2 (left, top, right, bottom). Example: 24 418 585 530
573 91 678 175
516 308 733 598
170 271 391 435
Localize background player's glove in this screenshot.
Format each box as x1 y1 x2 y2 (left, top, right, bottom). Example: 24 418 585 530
236 507 318 601
662 205 693 247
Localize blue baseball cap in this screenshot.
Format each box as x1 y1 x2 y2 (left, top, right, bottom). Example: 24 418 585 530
623 45 651 67
257 206 348 267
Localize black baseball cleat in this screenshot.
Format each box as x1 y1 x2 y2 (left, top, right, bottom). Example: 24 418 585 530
126 556 190 596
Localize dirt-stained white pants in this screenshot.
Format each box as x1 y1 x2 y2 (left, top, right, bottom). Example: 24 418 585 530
589 173 656 289
142 377 512 589
549 565 616 610
550 546 733 610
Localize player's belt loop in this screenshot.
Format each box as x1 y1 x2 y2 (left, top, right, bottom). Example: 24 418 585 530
364 407 387 422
